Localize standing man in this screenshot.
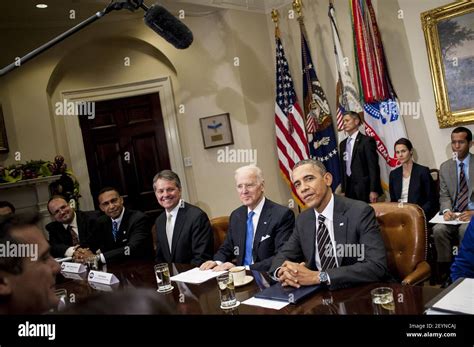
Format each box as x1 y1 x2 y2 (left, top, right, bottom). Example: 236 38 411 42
200 165 294 272
433 127 474 282
0 213 61 314
339 111 382 203
270 159 388 290
86 187 153 264
46 196 97 258
153 170 213 266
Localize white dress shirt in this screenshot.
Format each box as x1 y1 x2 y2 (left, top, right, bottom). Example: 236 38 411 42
165 200 183 251
99 207 126 264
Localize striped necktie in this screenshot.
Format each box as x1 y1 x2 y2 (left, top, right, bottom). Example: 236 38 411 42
456 162 469 212
316 214 337 271
67 225 79 246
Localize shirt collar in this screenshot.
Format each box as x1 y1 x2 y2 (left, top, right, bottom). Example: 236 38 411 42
63 211 77 230
314 193 334 223
456 154 470 167
349 130 359 142
112 207 125 225
167 199 183 218
248 196 266 216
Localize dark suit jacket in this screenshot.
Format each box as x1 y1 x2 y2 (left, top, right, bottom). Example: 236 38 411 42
389 162 438 219
154 202 213 266
340 132 383 202
46 210 98 258
270 195 389 290
214 198 295 271
91 209 153 263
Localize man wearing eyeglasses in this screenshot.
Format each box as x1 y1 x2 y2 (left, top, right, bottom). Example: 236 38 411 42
200 165 295 272
46 196 97 259
85 187 153 264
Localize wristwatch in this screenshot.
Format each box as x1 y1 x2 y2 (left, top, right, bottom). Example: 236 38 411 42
319 271 329 285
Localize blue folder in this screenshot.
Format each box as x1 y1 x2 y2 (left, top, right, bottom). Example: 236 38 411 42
254 282 321 304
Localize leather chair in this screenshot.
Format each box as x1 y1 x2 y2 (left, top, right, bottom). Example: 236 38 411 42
370 202 431 285
210 216 229 254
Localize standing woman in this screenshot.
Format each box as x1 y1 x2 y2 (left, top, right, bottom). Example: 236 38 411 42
389 138 438 220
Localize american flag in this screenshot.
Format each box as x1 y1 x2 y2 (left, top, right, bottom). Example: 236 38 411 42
274 33 309 207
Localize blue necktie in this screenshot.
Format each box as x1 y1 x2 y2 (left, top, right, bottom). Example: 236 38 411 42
243 211 255 266
112 220 119 241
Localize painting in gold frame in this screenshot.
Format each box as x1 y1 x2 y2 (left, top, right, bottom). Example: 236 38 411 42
421 1 474 128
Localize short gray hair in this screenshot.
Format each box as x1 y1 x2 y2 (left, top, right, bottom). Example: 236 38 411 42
291 159 327 179
153 170 181 190
234 165 264 184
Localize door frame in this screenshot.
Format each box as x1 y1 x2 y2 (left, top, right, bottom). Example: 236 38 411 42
60 77 189 210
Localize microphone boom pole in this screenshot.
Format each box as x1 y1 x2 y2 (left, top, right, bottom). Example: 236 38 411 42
0 1 142 77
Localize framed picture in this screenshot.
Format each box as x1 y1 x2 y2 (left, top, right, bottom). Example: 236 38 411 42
199 113 234 149
422 1 474 128
0 105 9 153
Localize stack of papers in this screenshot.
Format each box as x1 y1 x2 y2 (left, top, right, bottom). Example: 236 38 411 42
429 214 470 225
426 278 474 314
170 268 226 284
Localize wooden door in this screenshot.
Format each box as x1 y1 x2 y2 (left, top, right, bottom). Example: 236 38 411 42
79 93 170 220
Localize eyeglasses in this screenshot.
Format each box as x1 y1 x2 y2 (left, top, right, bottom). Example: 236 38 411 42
52 205 69 216
236 183 258 191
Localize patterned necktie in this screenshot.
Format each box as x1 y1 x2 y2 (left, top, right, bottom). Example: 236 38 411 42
456 162 469 212
316 215 337 271
166 213 173 252
345 137 352 176
68 225 79 246
112 220 119 241
243 211 255 266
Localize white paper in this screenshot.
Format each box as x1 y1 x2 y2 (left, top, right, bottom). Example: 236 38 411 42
242 297 289 310
429 213 469 225
425 308 453 315
170 267 226 284
55 257 73 263
432 278 474 314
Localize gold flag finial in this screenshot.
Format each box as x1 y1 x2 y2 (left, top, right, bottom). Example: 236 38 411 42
271 9 280 25
292 0 303 18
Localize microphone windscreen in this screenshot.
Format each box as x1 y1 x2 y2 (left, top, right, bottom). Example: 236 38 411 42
144 4 193 49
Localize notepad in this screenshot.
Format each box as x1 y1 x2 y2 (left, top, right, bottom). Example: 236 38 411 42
170 267 226 284
254 282 321 304
429 213 469 225
426 278 474 315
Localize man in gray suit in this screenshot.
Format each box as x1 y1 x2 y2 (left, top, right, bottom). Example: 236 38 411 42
433 127 474 282
269 159 389 290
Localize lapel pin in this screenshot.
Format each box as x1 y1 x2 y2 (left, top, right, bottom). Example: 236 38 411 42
264 221 267 224
339 223 344 226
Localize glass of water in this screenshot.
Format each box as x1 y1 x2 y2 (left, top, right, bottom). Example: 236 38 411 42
216 272 237 309
154 263 173 293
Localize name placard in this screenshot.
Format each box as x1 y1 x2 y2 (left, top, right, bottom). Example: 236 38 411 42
60 262 86 273
88 270 119 285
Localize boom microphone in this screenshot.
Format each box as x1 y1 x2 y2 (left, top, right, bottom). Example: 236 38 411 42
143 4 194 49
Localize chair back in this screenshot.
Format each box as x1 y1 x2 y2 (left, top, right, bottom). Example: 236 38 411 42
370 202 428 281
210 216 229 254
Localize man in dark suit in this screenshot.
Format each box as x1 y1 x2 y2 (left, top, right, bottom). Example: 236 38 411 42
200 165 294 272
153 170 213 266
270 159 389 290
433 127 474 282
339 111 382 203
46 196 97 258
84 187 153 264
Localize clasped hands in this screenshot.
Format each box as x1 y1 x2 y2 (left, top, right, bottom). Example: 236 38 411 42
72 247 95 263
277 261 320 288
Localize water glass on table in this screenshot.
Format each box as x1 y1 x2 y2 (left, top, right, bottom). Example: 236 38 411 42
154 263 173 293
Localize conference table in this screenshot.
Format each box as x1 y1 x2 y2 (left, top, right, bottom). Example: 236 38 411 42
55 260 442 315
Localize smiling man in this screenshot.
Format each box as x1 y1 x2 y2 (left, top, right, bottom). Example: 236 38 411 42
200 165 294 272
153 170 213 266
269 159 389 290
0 213 60 314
